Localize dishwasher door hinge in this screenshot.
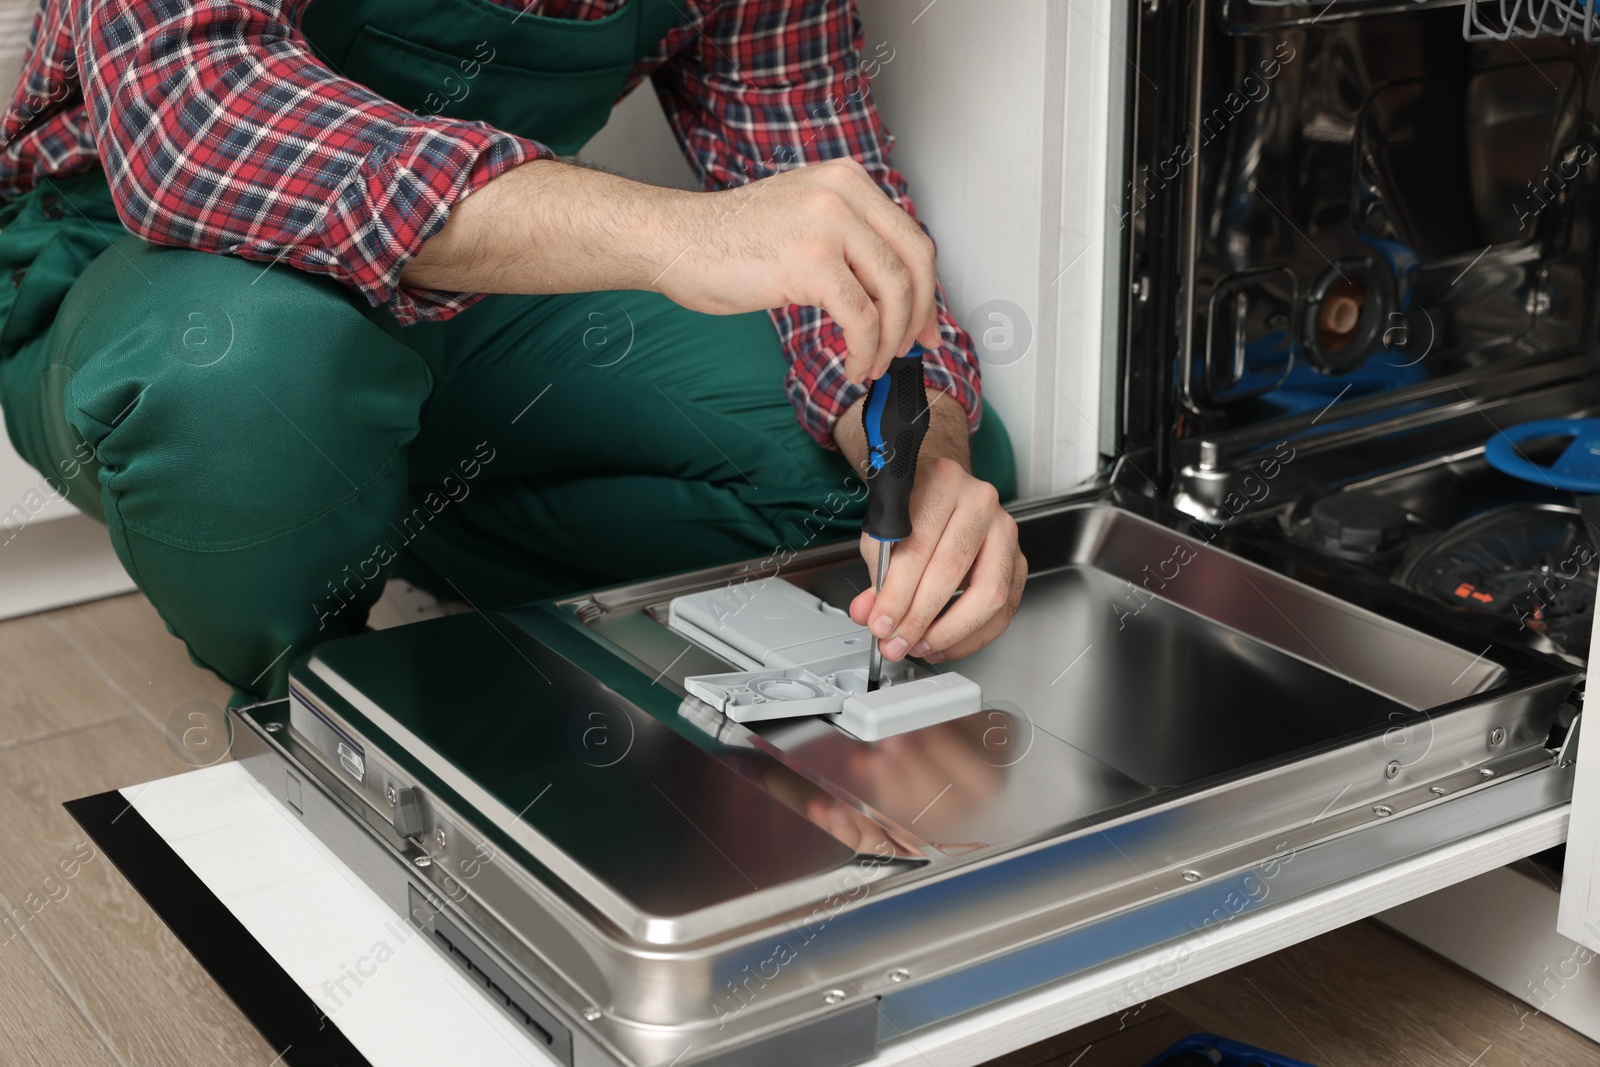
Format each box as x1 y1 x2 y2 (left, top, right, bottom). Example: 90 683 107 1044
1557 711 1583 769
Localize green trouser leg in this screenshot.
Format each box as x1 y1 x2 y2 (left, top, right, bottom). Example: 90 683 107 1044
0 194 1016 707
2 233 435 702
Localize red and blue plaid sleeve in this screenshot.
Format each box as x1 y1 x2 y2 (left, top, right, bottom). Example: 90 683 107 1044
72 0 552 324
651 0 983 449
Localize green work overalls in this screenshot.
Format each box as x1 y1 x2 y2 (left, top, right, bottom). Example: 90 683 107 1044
0 0 1015 703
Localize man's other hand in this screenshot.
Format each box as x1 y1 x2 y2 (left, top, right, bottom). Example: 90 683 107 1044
848 456 1026 664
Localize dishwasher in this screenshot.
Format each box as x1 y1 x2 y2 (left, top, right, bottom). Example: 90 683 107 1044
105 2 1600 1064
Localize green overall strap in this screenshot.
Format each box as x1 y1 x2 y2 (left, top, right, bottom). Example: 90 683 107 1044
300 0 684 155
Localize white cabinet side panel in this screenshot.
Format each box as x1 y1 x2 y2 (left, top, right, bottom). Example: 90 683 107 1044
0 513 135 619
1560 590 1600 950
857 1 1051 495
1050 0 1122 493
1560 710 1600 950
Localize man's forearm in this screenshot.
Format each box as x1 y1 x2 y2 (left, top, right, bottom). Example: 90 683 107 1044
835 389 972 480
401 159 693 295
402 156 942 384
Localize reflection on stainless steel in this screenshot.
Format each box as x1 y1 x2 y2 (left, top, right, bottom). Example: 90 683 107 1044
236 698 1574 1067
562 504 1530 867
750 704 1151 854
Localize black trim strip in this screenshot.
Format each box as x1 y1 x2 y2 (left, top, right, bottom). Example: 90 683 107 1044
65 790 374 1067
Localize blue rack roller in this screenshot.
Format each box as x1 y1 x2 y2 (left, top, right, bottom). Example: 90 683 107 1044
1484 417 1600 495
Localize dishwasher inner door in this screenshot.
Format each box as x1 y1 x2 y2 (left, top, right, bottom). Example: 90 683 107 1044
261 495 1579 1067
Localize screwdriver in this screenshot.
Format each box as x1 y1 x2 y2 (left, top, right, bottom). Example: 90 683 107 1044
862 342 931 691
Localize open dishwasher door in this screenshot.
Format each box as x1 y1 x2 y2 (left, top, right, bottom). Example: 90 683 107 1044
234 487 1579 1067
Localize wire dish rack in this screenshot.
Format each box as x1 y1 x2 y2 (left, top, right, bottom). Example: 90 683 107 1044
1241 0 1597 42
1464 0 1598 40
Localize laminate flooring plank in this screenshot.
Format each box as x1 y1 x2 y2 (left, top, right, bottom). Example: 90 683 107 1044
0 929 124 1067
0 610 130 747
0 716 275 1065
36 593 231 734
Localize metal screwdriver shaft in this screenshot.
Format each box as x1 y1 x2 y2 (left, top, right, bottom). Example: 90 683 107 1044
867 539 892 686
862 344 931 692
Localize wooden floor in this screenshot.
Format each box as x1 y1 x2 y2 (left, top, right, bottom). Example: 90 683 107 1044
1 591 1597 1067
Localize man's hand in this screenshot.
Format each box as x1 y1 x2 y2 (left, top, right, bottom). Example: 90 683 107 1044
835 390 1027 664
402 156 939 383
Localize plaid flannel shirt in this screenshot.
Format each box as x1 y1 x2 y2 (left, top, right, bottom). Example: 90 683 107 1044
0 0 981 446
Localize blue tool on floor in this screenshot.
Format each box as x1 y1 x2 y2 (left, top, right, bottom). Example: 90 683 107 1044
862 342 930 691
1145 1033 1318 1067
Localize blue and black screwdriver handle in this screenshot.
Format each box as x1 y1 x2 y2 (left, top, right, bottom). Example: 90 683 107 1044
862 342 931 691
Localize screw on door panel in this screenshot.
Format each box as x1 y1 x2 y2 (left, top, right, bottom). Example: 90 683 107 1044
823 989 847 1005
582 1007 602 1021
1181 870 1201 882
887 968 911 984
1490 727 1506 747
435 827 448 849
1385 760 1400 780
385 785 397 806
1373 805 1393 817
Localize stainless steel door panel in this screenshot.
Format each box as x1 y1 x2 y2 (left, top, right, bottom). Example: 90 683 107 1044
261 498 1576 1061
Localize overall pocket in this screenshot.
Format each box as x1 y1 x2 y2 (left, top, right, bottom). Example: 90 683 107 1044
341 26 635 155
